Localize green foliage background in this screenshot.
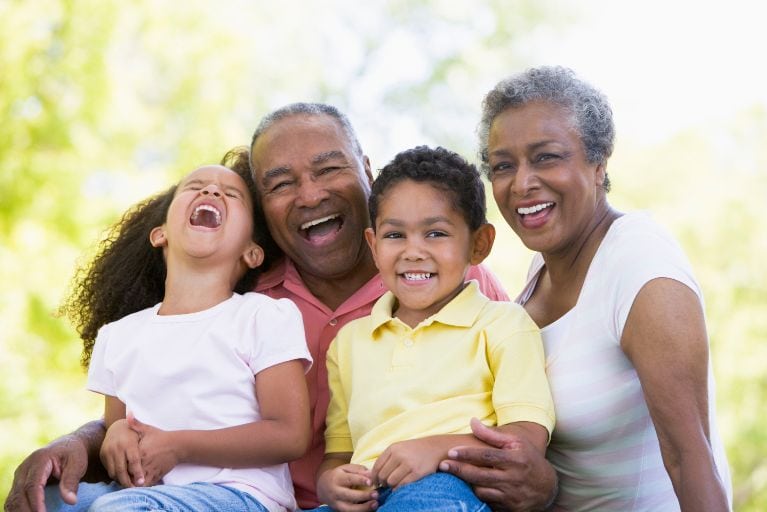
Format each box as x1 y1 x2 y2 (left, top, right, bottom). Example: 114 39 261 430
1 0 765 509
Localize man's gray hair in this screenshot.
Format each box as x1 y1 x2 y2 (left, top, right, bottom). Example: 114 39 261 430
250 102 363 157
478 66 614 189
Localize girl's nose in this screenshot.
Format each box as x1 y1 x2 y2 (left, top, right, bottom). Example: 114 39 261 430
200 184 222 197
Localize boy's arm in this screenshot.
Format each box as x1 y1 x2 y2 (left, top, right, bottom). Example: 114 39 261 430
130 359 310 470
371 422 547 490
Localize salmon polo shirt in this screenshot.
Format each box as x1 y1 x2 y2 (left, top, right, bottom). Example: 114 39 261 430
255 258 509 509
256 259 509 509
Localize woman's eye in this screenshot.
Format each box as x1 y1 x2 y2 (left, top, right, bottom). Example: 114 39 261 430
536 153 559 163
490 162 514 175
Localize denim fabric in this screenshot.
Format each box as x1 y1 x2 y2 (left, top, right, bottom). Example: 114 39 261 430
44 481 268 512
306 473 489 512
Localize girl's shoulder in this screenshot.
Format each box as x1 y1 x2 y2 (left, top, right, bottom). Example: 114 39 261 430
234 291 302 318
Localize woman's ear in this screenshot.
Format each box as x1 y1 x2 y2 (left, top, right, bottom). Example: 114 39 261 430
149 226 167 248
470 223 496 265
242 243 265 269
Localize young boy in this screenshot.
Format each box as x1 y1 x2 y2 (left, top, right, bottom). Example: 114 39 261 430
315 146 555 511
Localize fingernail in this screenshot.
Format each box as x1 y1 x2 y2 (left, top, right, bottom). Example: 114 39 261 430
447 449 457 457
439 462 449 471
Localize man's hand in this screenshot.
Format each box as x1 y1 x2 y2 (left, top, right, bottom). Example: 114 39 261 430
100 419 145 488
371 438 443 489
317 463 378 512
4 434 89 512
439 418 557 512
127 415 177 486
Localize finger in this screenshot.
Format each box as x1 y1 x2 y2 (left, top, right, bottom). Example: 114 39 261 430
19 459 54 512
340 469 373 489
469 417 521 449
370 451 389 486
125 447 145 486
470 485 509 509
439 459 507 487
385 465 411 489
446 444 520 468
111 455 134 488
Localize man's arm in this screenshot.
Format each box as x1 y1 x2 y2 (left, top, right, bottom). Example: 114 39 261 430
5 420 107 512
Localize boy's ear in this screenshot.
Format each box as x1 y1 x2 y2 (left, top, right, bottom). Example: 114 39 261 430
364 227 381 269
470 223 495 265
149 226 167 248
242 242 265 269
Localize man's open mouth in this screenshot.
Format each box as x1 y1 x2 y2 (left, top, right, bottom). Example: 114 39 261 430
300 214 343 241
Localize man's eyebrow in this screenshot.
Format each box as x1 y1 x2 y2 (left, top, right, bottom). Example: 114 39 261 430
262 166 291 182
312 150 348 165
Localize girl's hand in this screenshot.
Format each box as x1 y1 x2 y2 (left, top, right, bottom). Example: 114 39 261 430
371 438 442 489
317 463 378 512
127 415 178 485
100 419 144 488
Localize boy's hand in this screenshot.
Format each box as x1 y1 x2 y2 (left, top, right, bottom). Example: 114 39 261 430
101 419 144 488
127 415 177 486
371 438 442 489
317 463 378 512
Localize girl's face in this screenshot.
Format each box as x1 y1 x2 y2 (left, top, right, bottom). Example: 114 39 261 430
151 165 263 270
487 101 607 257
365 179 493 328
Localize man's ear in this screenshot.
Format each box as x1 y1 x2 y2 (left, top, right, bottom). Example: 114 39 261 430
596 162 607 188
364 227 381 270
242 243 265 269
149 226 167 248
363 155 374 186
470 223 496 265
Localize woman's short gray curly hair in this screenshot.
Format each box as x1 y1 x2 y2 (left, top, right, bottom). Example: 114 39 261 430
478 66 615 190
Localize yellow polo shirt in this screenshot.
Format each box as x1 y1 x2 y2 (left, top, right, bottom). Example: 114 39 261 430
324 281 555 468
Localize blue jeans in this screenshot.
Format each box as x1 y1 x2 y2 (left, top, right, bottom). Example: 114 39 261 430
44 481 268 512
308 473 489 512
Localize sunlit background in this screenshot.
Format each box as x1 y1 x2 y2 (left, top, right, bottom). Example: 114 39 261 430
2 0 765 508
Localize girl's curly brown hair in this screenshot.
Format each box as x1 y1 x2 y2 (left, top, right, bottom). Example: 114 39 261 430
61 147 281 368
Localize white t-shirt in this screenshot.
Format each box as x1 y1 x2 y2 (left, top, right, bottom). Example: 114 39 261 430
88 292 312 512
517 211 732 511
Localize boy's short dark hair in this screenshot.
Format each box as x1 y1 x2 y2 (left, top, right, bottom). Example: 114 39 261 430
369 146 487 231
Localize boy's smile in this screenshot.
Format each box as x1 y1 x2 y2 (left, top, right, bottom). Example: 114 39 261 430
366 179 491 328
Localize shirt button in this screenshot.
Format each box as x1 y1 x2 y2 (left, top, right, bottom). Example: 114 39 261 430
404 339 414 347
329 318 338 326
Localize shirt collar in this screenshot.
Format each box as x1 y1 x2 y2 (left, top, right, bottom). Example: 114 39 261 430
370 280 488 333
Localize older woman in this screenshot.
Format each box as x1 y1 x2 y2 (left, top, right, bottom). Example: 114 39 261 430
441 66 732 511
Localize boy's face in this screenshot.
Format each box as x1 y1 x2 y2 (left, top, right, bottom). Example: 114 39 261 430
365 179 493 328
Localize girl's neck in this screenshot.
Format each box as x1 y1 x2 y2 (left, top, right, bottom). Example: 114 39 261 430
158 263 238 315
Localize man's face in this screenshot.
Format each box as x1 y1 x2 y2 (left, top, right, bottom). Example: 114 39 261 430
250 114 374 281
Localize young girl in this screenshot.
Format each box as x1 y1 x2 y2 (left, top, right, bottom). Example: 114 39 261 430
50 152 311 512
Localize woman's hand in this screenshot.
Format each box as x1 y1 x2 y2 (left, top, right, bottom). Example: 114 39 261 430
439 418 557 512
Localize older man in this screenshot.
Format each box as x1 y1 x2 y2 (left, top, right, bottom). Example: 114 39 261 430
6 103 509 511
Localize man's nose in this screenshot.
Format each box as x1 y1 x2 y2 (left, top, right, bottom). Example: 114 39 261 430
296 177 329 207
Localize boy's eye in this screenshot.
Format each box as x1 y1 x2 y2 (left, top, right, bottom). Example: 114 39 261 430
426 231 448 238
382 231 403 239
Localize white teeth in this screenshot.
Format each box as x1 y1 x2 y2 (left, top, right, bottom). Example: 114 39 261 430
517 202 553 215
300 214 339 230
404 272 431 281
193 204 221 225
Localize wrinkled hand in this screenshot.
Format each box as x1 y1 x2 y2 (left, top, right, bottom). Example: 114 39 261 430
127 415 177 486
372 438 442 490
439 418 557 512
317 463 378 512
101 419 144 488
4 434 88 512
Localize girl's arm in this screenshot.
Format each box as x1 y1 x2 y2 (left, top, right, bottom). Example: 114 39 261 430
621 278 728 511
101 395 147 487
372 421 548 490
133 359 310 469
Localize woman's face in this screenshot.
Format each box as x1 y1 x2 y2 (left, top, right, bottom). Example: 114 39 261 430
487 100 607 256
